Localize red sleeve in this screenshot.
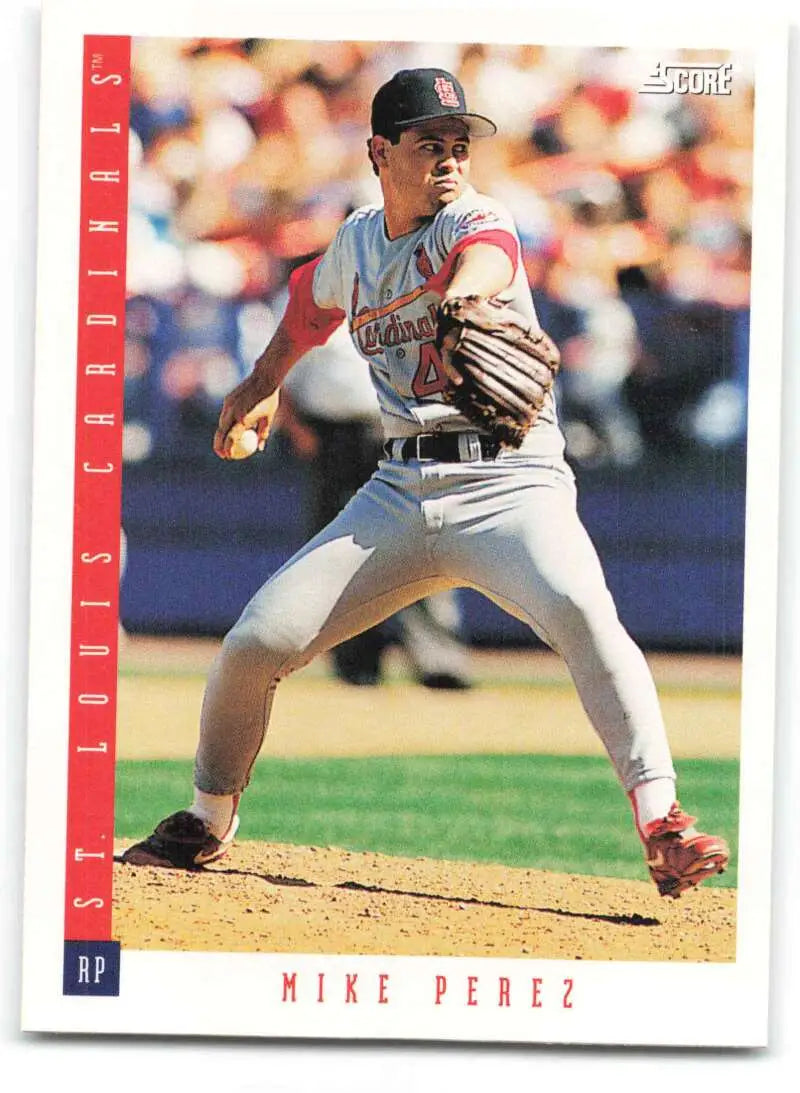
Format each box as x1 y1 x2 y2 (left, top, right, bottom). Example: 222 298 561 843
424 229 520 297
283 256 346 352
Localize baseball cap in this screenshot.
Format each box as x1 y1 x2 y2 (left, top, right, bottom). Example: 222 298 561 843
371 68 497 139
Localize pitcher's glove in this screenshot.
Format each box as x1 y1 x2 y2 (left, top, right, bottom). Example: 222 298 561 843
435 296 561 449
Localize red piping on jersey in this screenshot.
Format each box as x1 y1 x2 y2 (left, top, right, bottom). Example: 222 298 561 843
423 229 520 297
283 256 346 352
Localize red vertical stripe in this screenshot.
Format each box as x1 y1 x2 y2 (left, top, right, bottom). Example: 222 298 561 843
64 36 131 941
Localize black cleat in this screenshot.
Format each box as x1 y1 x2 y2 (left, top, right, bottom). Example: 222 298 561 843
119 810 239 870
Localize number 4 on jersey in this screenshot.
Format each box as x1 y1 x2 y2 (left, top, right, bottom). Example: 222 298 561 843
412 341 448 397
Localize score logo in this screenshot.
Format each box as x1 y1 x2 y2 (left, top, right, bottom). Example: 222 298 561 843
639 62 733 96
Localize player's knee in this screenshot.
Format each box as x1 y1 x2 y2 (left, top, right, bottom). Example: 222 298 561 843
541 584 619 641
221 614 308 675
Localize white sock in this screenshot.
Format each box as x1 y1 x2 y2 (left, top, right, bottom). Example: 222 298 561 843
191 789 238 841
630 779 677 839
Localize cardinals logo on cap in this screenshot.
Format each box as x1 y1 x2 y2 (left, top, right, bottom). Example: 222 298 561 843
433 77 460 107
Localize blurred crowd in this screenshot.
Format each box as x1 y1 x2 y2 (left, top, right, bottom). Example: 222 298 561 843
124 38 753 469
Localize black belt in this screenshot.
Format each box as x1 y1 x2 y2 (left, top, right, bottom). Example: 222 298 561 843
384 433 502 463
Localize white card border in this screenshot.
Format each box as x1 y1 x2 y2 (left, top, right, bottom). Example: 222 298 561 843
19 0 788 1047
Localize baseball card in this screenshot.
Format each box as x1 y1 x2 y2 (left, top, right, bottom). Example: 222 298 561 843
19 0 789 1050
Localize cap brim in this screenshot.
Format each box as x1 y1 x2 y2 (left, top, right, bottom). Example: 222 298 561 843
395 112 497 138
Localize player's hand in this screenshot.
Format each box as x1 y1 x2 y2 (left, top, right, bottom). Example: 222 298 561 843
213 376 281 460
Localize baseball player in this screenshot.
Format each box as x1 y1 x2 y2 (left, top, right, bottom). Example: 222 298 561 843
123 68 729 898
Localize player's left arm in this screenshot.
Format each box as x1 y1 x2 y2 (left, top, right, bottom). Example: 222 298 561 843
440 241 515 301
426 200 520 300
430 236 517 388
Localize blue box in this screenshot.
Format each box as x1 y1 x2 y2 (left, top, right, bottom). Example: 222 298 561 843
63 940 120 996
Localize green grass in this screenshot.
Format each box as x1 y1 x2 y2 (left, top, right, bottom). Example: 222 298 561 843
116 754 739 888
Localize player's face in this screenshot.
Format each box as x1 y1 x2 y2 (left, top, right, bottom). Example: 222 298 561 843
383 121 472 215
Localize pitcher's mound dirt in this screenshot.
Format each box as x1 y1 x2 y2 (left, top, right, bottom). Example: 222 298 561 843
113 841 735 962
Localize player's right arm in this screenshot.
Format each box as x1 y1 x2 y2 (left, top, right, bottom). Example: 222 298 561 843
213 255 346 459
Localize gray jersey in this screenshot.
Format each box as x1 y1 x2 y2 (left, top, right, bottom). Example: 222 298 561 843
312 186 564 457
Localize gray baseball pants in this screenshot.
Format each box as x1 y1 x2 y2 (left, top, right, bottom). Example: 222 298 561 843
195 453 676 795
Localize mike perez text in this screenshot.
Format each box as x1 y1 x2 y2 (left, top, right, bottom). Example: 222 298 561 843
279 969 575 1010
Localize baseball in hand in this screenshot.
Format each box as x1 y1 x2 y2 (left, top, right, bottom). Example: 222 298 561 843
228 427 259 460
